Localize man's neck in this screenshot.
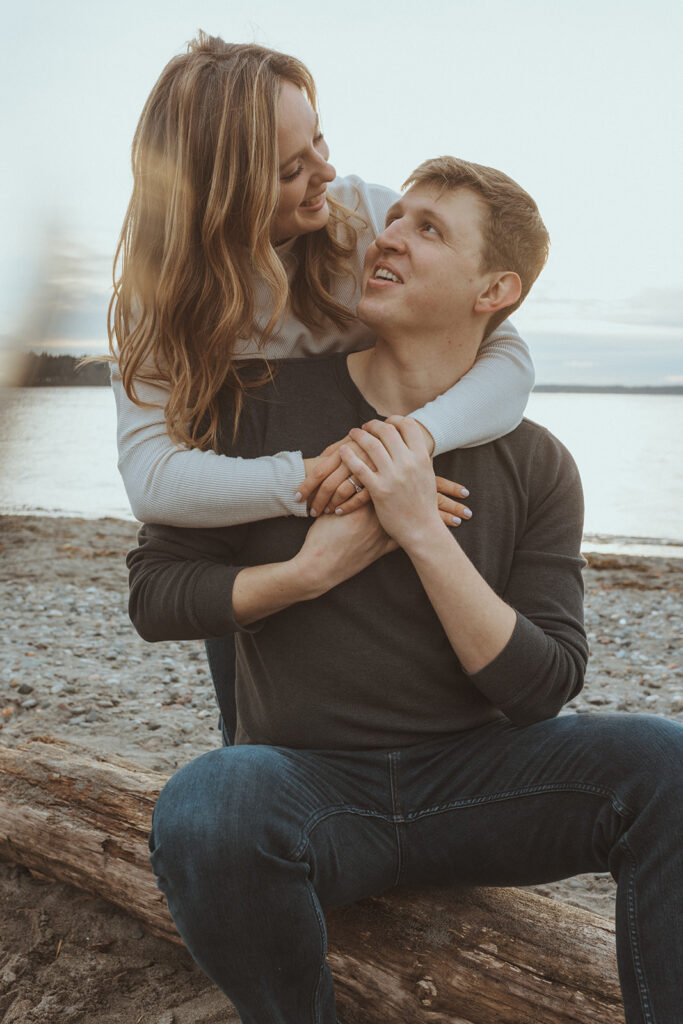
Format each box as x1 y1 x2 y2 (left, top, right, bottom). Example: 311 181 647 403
347 327 483 417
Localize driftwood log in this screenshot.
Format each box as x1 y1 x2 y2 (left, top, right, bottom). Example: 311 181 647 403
0 737 625 1024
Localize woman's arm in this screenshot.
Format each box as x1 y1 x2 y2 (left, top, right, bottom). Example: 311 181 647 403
112 368 309 526
409 319 534 455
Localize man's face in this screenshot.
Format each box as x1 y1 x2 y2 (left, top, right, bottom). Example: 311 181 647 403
357 185 490 338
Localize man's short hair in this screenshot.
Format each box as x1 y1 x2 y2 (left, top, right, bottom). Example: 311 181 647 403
403 157 549 335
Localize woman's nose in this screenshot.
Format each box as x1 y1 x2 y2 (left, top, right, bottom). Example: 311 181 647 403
313 156 336 184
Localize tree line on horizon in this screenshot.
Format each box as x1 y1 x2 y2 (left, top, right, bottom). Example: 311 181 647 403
16 352 110 386
11 351 683 394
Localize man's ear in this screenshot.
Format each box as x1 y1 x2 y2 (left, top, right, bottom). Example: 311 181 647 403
474 272 522 316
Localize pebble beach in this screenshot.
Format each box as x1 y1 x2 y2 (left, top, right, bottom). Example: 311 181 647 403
1 513 682 1023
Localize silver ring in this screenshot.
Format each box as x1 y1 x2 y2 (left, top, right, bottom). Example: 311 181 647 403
349 478 364 495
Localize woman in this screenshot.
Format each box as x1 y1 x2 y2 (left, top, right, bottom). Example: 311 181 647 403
111 33 535 738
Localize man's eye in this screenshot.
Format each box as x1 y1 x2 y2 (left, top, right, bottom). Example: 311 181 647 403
422 222 439 235
281 165 303 183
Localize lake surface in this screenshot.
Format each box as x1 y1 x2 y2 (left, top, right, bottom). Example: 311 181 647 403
1 387 681 555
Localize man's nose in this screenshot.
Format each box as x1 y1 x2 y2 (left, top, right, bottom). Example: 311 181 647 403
375 219 407 252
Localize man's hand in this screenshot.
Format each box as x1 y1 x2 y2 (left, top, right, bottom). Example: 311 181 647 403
339 418 445 553
296 418 471 525
233 505 396 627
341 416 517 675
293 504 397 597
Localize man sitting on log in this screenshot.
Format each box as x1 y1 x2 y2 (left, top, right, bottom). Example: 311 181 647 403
127 157 683 1024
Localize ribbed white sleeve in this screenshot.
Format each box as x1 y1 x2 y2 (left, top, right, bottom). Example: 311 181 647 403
409 320 535 455
112 370 308 526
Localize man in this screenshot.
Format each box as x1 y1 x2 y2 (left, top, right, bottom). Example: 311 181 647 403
128 157 682 1024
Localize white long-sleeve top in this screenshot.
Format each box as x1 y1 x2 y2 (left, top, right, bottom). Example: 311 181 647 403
112 176 535 527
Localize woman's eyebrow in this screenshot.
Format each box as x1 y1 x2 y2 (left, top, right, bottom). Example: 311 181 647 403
279 116 320 172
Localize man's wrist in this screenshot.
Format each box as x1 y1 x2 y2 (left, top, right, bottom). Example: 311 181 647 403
287 553 331 603
401 516 455 563
233 558 321 626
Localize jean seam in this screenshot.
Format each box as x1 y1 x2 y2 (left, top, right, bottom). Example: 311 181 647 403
289 805 393 862
622 835 655 1024
403 781 636 822
388 752 404 887
304 868 328 1024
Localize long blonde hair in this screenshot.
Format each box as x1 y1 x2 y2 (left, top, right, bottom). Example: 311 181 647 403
109 33 359 448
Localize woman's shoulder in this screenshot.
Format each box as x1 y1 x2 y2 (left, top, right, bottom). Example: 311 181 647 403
329 174 399 235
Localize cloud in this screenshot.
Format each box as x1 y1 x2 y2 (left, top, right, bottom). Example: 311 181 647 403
522 283 683 332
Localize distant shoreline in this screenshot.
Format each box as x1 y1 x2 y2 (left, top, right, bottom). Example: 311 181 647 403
533 384 683 395
7 352 683 393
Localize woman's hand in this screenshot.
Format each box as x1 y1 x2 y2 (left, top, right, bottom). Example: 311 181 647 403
297 419 472 526
297 436 375 517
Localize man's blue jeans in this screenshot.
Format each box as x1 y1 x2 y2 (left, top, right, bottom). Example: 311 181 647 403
149 712 683 1024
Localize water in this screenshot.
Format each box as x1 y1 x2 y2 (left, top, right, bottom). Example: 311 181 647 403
1 387 682 555
0 387 131 521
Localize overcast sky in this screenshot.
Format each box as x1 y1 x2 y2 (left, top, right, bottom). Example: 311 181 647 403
2 0 682 384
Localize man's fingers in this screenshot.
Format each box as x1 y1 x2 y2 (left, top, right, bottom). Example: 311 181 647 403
383 415 428 451
320 436 351 458
348 425 395 467
358 420 406 459
339 445 374 488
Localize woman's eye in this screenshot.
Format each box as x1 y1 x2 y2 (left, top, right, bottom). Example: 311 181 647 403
422 222 438 235
281 165 303 183
314 132 325 145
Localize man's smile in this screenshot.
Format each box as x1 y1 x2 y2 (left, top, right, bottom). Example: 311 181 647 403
369 261 404 286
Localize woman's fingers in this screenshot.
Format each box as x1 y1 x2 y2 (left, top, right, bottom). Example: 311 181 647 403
434 475 470 501
437 492 473 525
332 487 372 516
327 475 368 511
309 462 353 516
296 451 341 502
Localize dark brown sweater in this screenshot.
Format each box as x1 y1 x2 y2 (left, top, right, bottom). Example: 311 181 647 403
127 354 588 750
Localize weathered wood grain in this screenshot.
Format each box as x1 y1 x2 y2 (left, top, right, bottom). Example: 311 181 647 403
0 738 625 1023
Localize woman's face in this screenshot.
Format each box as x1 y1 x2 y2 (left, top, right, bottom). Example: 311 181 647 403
271 81 336 245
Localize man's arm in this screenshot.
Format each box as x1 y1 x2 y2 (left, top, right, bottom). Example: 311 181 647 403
127 510 396 642
340 417 587 726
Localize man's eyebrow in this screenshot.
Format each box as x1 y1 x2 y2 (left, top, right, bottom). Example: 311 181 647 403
278 115 320 172
385 201 449 233
385 201 404 222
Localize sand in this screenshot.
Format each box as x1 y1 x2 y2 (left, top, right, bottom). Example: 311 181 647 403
1 514 681 1023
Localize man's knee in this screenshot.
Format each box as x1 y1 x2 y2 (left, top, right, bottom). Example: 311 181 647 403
149 745 296 885
589 713 683 804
